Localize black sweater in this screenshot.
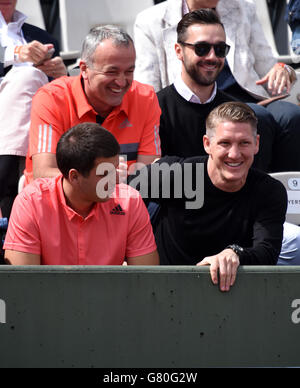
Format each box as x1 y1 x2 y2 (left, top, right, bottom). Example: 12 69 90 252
157 84 232 157
129 156 287 266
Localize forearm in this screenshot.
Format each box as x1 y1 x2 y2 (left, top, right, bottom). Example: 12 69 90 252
127 250 159 265
239 223 284 265
4 250 41 265
33 166 60 180
32 153 60 179
239 244 280 265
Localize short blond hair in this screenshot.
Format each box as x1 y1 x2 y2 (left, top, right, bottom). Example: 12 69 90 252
206 101 258 139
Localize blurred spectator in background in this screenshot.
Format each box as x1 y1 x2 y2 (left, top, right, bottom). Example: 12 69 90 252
286 0 300 54
0 0 67 218
157 8 274 172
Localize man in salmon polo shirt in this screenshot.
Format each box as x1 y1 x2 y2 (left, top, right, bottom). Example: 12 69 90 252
4 123 159 266
24 24 161 185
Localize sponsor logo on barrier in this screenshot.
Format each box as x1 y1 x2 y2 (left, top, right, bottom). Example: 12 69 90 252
0 299 6 324
291 299 300 324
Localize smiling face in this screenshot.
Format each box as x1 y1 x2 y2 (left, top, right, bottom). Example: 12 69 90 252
80 39 136 117
175 23 225 90
203 121 259 192
0 0 17 23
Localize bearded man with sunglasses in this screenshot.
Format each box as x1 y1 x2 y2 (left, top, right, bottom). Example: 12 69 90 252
156 9 273 172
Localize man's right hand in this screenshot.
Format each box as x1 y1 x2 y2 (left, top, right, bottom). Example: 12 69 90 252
197 248 240 292
18 41 54 65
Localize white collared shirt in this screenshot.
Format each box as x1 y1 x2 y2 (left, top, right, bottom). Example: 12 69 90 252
174 74 217 104
0 10 27 67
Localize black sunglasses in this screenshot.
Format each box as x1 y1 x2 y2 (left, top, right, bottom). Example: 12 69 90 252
178 41 230 58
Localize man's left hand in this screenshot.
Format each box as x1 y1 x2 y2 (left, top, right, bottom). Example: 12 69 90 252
36 56 67 79
197 249 240 292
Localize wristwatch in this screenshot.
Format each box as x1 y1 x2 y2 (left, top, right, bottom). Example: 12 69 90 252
226 244 244 257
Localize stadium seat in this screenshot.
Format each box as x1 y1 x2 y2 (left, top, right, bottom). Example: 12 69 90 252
58 0 154 61
253 0 300 63
18 174 25 194
270 171 300 225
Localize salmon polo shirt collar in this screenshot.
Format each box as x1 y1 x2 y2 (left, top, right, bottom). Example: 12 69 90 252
72 74 130 119
56 174 100 222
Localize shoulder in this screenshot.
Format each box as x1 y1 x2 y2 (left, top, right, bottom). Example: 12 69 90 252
248 169 287 201
215 90 234 104
217 0 256 24
135 1 168 25
157 155 207 166
157 85 178 103
116 183 141 197
17 177 56 205
130 80 156 97
157 84 175 97
112 183 144 209
127 81 160 110
218 0 255 14
33 75 74 100
22 177 56 194
22 23 59 48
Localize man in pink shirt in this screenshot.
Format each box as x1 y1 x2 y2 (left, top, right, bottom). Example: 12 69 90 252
4 122 159 266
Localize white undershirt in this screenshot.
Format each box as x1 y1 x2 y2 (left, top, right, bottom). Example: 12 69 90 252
174 74 217 104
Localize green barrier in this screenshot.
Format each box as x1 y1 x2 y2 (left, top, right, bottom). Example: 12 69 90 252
0 266 300 368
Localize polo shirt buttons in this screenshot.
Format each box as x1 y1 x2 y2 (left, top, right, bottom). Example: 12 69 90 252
78 218 86 264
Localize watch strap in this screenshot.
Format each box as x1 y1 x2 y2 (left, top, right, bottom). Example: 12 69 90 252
226 244 244 257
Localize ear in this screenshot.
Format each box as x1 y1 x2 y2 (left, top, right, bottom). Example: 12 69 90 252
254 134 260 155
68 169 79 184
79 60 88 79
203 134 212 155
175 42 184 61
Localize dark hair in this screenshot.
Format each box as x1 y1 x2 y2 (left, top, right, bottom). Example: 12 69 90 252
177 9 224 43
56 122 120 178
